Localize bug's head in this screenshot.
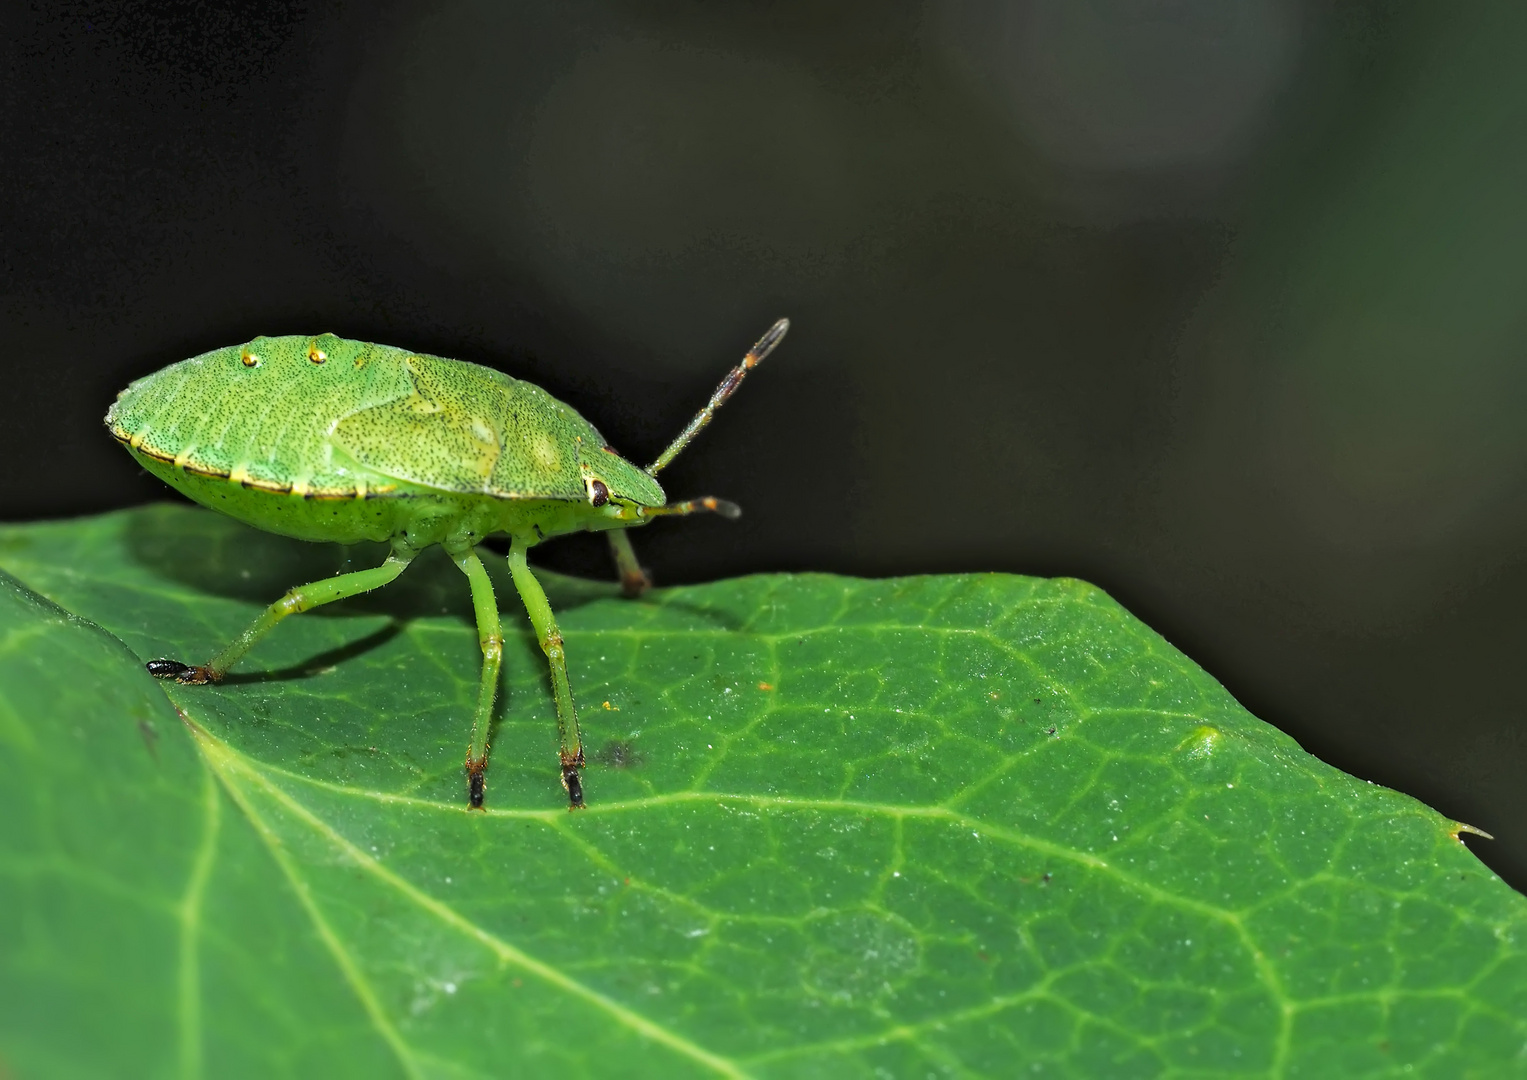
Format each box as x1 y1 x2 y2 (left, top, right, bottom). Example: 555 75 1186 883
578 318 787 532
578 435 747 530
578 444 668 529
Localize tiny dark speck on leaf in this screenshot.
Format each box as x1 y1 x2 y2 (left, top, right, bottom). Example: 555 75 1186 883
593 740 643 769
136 717 159 759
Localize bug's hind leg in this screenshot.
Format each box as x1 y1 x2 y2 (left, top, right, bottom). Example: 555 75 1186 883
507 535 585 809
452 547 503 810
146 546 416 684
606 529 651 598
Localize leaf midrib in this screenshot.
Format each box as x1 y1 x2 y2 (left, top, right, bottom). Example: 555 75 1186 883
190 713 752 1079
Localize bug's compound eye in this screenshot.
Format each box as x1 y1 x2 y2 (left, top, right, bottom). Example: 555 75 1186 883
589 479 610 507
307 343 328 364
240 348 260 367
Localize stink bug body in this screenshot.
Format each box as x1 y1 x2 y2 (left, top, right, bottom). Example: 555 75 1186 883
105 319 789 808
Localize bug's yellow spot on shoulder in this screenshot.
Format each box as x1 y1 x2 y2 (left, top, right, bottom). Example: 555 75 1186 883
240 347 260 367
307 340 328 364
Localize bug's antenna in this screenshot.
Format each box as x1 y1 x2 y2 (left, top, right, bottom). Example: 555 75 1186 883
640 496 742 521
646 317 789 476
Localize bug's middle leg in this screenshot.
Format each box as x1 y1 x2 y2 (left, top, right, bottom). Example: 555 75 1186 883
146 545 416 684
507 535 585 808
452 546 503 810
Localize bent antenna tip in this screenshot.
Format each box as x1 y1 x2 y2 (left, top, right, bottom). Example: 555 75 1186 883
749 318 790 367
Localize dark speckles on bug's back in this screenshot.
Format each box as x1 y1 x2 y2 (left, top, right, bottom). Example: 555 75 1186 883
108 336 414 495
108 335 606 503
331 353 591 501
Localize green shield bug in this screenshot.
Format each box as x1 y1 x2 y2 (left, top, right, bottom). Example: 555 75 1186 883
104 318 789 809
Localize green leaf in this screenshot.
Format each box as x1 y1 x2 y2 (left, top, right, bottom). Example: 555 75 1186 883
1 505 1524 1078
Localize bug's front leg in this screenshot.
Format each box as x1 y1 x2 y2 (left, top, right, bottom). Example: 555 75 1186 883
146 547 416 684
452 547 504 810
507 535 585 808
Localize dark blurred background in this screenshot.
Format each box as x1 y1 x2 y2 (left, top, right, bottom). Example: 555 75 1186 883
3 1 1525 887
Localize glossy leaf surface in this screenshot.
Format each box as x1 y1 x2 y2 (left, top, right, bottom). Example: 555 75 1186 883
1 506 1524 1078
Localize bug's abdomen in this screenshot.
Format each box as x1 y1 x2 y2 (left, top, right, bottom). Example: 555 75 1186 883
107 334 416 497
